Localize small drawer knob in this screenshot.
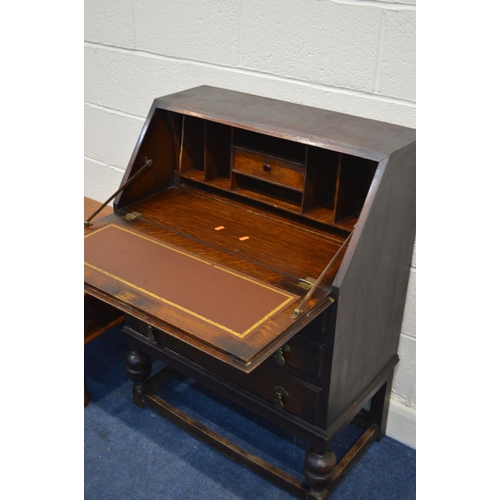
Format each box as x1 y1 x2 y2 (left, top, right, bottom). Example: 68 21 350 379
263 164 272 172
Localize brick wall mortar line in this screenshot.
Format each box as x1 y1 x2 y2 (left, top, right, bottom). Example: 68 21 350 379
85 101 147 121
373 9 386 94
400 332 415 342
84 42 417 107
131 0 137 50
85 155 127 173
331 0 415 11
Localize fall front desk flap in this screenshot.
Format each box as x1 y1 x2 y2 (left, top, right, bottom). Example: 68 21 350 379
84 222 334 372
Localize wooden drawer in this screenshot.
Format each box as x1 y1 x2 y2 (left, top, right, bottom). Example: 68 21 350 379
235 363 322 425
126 316 322 425
233 146 305 191
266 333 326 381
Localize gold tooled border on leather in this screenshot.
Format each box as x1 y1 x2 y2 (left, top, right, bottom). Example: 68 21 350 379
84 224 297 338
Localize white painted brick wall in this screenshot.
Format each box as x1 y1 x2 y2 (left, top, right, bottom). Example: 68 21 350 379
84 158 125 202
135 0 240 65
84 104 144 169
84 0 136 48
84 0 416 447
379 9 416 100
241 0 381 92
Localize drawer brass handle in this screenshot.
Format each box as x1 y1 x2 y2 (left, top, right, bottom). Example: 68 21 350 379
273 386 289 410
146 325 157 342
274 344 291 366
263 164 272 172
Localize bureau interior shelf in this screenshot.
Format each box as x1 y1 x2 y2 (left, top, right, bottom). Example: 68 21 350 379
176 113 376 231
232 174 304 214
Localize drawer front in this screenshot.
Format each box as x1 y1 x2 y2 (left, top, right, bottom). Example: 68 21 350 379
230 363 322 425
267 333 326 380
126 316 322 425
233 146 305 190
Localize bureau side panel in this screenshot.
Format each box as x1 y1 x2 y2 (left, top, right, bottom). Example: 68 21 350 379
327 142 416 425
114 105 177 210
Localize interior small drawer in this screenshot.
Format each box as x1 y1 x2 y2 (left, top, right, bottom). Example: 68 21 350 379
266 333 326 381
233 146 305 191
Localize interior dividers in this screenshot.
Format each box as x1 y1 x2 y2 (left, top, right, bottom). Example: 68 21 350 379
173 110 376 231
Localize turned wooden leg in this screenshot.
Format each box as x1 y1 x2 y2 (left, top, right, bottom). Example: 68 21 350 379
124 348 152 407
369 372 394 441
304 448 337 500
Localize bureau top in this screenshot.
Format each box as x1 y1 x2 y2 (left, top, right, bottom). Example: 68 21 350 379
155 86 415 161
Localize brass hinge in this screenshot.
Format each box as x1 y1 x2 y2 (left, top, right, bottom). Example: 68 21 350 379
297 277 317 290
124 211 142 221
292 230 354 320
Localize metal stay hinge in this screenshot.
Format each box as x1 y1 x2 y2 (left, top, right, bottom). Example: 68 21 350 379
84 157 152 228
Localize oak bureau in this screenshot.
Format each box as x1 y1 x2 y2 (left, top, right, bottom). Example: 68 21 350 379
84 86 416 499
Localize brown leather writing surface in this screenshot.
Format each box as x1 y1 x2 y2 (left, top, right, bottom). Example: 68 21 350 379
85 224 297 337
84 223 307 367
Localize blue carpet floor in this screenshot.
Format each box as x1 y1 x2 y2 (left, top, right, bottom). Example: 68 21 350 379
85 327 416 499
